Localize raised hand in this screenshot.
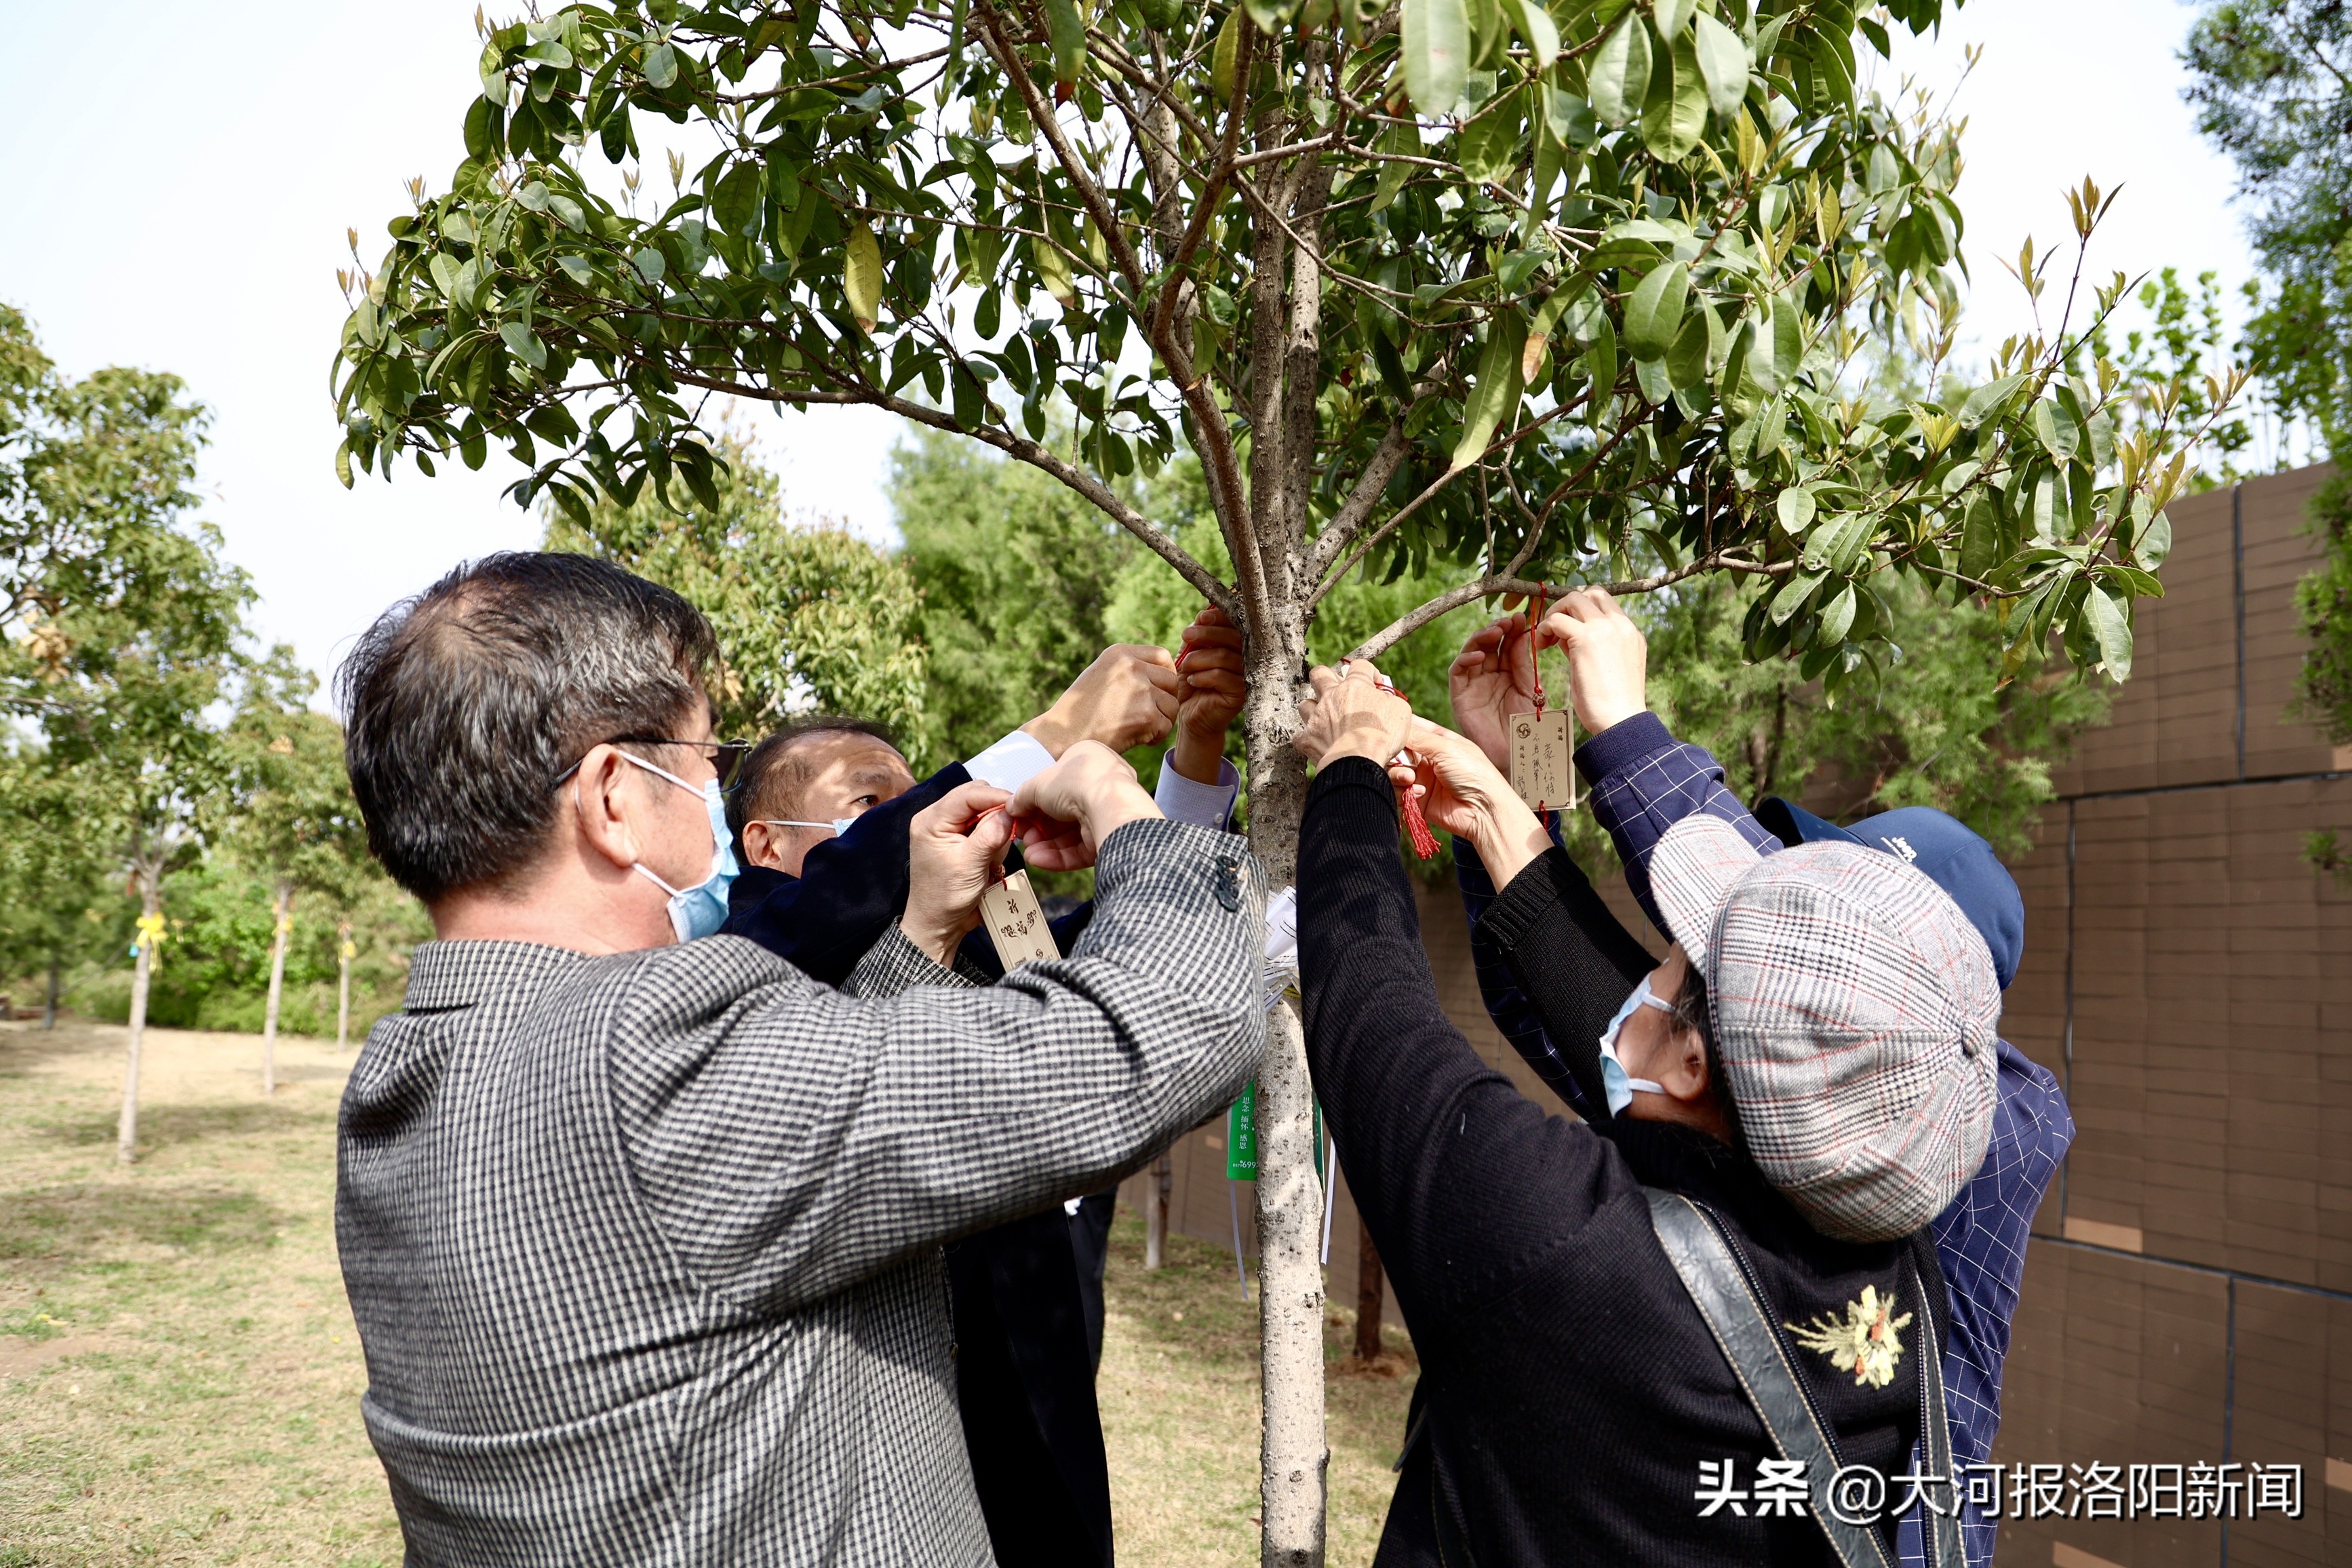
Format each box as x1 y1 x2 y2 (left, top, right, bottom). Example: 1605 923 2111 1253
1535 588 1649 738
1007 740 1161 871
1291 661 1413 770
900 781 1017 965
1023 644 1181 756
1449 612 1538 771
1171 604 1246 783
1387 719 1552 886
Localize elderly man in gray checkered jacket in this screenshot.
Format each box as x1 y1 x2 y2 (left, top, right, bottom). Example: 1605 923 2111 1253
330 552 1266 1566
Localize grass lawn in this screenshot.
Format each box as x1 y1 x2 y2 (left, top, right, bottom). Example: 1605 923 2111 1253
0 1019 1416 1565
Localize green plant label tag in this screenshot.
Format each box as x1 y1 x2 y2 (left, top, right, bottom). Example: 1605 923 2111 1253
1227 1080 1324 1181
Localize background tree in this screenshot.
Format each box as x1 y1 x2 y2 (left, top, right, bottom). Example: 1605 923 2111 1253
545 425 928 737
338 2 2233 1551
2181 1 2352 742
222 652 376 1095
1 318 254 1162
0 744 123 1029
895 427 1143 766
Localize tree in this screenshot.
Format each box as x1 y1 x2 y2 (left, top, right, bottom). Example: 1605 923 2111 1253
2183 1 2352 452
546 428 928 738
222 652 376 1093
1 306 234 708
895 427 1143 766
5 343 252 1161
337 3 2231 1552
2180 2 2352 741
0 743 122 1029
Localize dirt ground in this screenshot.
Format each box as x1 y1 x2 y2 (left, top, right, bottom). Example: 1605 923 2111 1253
0 1019 1414 1565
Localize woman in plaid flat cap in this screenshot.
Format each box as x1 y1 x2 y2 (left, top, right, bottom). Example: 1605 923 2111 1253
1291 625 2003 1568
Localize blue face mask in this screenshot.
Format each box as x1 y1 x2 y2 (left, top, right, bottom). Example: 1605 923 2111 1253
751 817 858 840
616 751 739 942
1595 972 1674 1115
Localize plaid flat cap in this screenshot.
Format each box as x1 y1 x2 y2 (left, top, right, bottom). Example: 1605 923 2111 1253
1649 814 2001 1243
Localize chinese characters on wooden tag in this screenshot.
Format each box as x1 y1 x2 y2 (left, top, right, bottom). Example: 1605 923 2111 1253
980 869 1059 971
1508 709 1575 812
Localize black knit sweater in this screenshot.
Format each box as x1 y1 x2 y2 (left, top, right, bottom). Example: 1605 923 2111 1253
1298 759 1929 1567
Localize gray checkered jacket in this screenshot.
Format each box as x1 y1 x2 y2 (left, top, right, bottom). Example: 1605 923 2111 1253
336 819 1264 1567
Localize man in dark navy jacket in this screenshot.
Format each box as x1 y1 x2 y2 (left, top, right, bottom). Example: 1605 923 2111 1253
720 612 1247 1568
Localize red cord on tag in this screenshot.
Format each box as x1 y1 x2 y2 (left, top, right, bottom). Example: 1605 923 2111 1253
1520 584 1557 825
1516 581 1550 716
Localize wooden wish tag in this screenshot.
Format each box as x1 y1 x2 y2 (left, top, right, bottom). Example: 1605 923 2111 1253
1508 709 1575 812
979 868 1059 971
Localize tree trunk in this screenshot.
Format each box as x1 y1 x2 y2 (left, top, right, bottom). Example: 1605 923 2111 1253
1354 1218 1384 1363
117 871 159 1165
337 921 353 1051
1144 1150 1171 1270
1242 653 1326 1568
262 878 292 1095
43 952 60 1030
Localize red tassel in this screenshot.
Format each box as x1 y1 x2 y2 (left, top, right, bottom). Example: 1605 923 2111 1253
1400 785 1439 860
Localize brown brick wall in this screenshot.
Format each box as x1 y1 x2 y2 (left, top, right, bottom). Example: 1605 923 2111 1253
1989 464 2352 1565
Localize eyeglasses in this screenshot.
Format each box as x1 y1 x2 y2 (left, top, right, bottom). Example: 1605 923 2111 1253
555 737 752 791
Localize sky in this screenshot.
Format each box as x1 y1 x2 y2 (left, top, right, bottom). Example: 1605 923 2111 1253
0 0 2256 699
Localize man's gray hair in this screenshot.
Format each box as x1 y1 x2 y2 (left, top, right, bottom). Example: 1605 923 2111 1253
338 551 719 904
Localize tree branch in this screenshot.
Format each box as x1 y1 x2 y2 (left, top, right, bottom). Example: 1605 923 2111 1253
654 360 1240 620
1346 555 1792 663
1306 418 1412 576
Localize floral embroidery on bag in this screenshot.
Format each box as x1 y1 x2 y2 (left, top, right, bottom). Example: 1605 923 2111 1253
1786 1285 1913 1388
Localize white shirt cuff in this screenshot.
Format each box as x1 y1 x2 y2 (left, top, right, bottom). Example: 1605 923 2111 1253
964 728 1058 793
1154 753 1240 830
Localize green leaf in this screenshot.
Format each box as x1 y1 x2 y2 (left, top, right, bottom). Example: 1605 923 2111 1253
2085 582 2132 680
1211 9 1244 102
631 247 666 285
430 253 466 303
1653 0 1696 37
1957 371 2027 427
2137 507 2172 568
1450 313 1529 471
642 42 678 90
1623 260 1689 361
2028 467 2059 541
1771 292 1801 384
1582 315 1617 422
1042 0 1086 90
1643 33 1708 163
499 320 549 370
545 193 585 230
1959 494 2000 580
846 220 884 334
712 160 764 237
1587 12 1651 127
1403 0 1470 116
1665 310 1708 390
334 438 354 489
1510 0 1558 66
1457 90 1523 184
1777 486 1816 536
1032 236 1076 307
1691 12 1750 119
1770 568 1826 625
2031 397 2079 463
1817 582 1856 644
1370 121 1419 212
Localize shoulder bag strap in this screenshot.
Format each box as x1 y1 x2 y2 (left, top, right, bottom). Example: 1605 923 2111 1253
1643 1187 1896 1568
1906 1236 1967 1568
